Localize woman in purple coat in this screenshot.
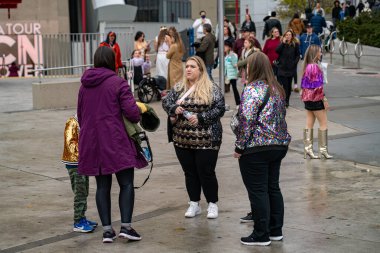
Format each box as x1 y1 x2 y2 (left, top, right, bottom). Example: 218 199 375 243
77 46 147 243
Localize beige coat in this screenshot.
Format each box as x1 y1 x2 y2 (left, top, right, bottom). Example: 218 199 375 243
166 43 184 89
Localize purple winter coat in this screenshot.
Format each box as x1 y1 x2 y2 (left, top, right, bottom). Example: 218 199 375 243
77 67 147 176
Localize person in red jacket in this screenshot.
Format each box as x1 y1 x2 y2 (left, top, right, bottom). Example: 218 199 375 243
99 31 123 72
263 27 281 76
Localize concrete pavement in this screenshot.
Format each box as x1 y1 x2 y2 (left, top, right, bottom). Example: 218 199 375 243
0 63 379 252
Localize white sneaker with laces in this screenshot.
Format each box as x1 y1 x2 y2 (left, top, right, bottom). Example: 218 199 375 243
207 202 218 219
185 201 201 218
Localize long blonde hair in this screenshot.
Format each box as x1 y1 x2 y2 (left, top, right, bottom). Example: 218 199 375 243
246 52 285 98
302 44 321 73
175 56 213 105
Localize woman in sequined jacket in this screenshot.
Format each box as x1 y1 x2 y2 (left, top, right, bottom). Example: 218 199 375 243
301 44 333 160
234 52 291 246
162 56 225 220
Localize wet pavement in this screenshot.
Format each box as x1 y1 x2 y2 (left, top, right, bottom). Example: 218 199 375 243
0 63 379 252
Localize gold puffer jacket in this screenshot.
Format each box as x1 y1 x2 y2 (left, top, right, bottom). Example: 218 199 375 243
61 116 79 165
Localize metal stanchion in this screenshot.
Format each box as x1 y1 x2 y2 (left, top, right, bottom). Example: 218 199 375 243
318 32 326 54
339 37 348 66
354 38 363 69
327 31 336 64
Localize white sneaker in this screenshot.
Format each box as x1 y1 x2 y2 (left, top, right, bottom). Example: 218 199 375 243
185 201 201 218
207 202 218 219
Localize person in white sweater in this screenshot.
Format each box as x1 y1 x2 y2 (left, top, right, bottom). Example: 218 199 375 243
192 10 212 41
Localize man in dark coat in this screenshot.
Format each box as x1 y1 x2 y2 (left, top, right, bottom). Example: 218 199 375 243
196 23 216 81
262 11 282 40
310 10 327 35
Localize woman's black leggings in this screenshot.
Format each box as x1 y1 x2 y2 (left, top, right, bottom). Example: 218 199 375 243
95 169 134 226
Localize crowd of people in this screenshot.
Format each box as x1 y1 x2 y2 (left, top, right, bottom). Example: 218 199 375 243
61 2 340 248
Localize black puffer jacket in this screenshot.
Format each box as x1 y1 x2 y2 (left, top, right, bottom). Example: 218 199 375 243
275 42 300 77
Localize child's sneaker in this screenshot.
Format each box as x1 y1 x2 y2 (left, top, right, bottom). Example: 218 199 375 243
119 227 142 241
103 230 117 243
73 219 94 233
84 218 98 228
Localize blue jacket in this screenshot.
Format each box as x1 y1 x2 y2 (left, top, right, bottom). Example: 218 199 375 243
310 15 326 35
299 33 321 59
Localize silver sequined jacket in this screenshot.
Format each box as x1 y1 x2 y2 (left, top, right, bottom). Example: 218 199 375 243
162 83 225 148
235 81 291 154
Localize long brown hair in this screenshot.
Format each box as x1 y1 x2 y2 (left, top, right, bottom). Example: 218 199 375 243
157 29 169 50
246 52 285 98
302 44 321 73
168 26 185 54
281 29 299 46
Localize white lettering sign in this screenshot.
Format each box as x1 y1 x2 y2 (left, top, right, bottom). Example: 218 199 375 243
0 23 43 77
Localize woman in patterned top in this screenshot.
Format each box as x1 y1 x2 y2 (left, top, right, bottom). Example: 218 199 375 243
234 52 291 246
162 56 225 220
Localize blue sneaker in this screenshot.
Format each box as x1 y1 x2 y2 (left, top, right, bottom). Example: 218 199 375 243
73 218 94 233
84 218 98 228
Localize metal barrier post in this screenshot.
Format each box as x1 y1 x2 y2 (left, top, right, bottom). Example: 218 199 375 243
318 32 325 54
327 31 336 64
339 37 348 66
354 38 363 69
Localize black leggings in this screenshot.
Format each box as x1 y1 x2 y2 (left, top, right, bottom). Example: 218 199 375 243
230 79 241 106
174 147 219 203
95 169 134 226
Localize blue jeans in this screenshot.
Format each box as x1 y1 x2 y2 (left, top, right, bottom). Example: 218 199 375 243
239 148 288 240
206 65 213 81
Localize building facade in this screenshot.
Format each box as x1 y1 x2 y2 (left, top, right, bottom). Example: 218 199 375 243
124 0 192 22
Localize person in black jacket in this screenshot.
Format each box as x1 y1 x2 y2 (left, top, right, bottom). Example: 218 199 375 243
347 1 356 17
262 11 282 40
276 29 300 108
241 14 256 33
332 0 342 27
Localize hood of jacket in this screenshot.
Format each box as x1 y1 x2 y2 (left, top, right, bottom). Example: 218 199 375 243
81 67 117 88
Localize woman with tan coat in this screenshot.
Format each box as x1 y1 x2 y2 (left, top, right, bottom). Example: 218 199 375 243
288 13 304 38
166 27 185 89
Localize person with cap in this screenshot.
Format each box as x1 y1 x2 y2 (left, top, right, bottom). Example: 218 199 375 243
233 27 250 60
99 31 123 73
299 23 321 60
192 10 212 41
310 9 327 36
262 11 282 40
